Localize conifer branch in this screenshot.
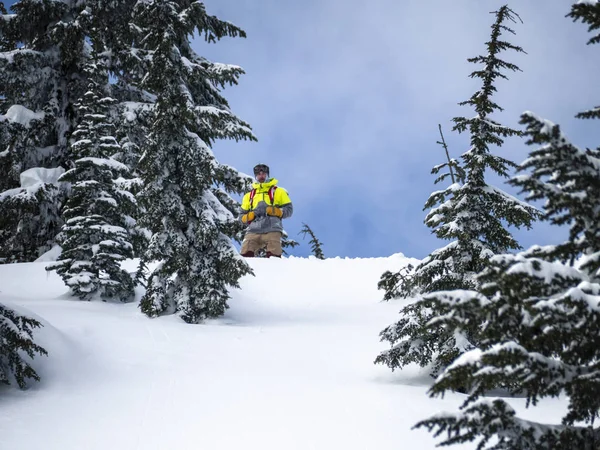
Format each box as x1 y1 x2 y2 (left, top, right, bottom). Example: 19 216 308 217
0 303 48 388
437 124 455 184
568 2 600 46
569 2 600 119
282 235 300 256
299 223 325 260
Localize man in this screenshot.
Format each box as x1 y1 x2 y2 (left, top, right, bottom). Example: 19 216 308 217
239 163 293 258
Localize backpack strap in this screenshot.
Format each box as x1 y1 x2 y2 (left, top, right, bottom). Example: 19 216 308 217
248 186 277 210
268 186 278 205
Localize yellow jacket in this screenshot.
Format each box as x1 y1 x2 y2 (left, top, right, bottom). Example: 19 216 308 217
240 178 293 233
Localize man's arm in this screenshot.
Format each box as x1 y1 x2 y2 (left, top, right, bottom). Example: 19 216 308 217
275 188 293 219
239 192 254 224
280 201 293 219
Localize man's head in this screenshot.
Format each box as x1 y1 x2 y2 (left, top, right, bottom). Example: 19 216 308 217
253 163 269 183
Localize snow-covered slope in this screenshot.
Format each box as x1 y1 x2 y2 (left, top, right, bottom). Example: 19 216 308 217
0 255 566 450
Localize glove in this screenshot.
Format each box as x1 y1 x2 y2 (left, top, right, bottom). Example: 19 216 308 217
266 206 283 218
253 201 267 217
241 211 255 224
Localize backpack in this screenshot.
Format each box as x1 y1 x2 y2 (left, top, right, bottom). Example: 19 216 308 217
248 186 277 210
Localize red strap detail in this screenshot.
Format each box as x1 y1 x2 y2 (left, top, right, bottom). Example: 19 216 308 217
249 189 256 210
268 186 277 205
248 186 277 210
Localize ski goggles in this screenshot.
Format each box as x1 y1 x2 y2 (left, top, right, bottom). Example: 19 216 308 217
253 164 269 175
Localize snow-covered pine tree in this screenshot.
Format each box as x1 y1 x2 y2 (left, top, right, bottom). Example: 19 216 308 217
47 58 136 302
111 91 154 280
0 0 10 185
86 0 152 221
0 166 66 263
299 223 325 259
376 5 539 378
569 0 600 167
0 2 9 114
414 4 600 448
0 2 7 38
378 124 465 300
133 0 256 323
1 0 158 265
416 121 600 450
112 109 151 274
0 302 48 389
0 0 92 262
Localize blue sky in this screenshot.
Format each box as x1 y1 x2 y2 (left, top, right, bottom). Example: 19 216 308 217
196 0 599 259
5 0 599 259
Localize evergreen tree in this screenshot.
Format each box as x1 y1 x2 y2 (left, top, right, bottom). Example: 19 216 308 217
414 4 600 448
47 59 136 302
0 166 66 263
87 0 154 267
376 5 539 378
0 0 152 264
0 302 48 389
378 124 465 301
299 223 325 259
113 106 151 270
0 2 10 114
0 0 92 262
416 125 600 448
109 20 156 265
133 0 256 323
